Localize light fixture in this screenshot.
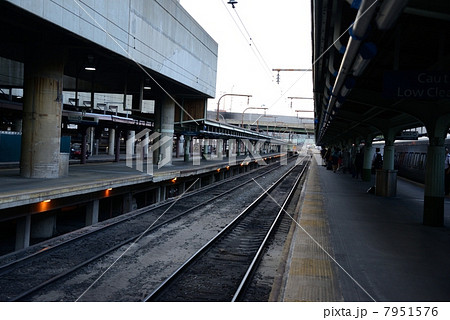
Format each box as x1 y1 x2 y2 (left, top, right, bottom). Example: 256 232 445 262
144 78 151 90
171 177 177 183
85 55 96 71
43 199 51 203
107 188 113 191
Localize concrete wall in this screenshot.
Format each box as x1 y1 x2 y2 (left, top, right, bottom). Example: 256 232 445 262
6 0 218 97
0 57 23 87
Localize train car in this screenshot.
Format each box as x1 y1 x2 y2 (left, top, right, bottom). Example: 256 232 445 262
373 137 450 184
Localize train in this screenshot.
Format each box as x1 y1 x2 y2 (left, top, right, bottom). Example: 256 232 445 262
373 137 450 184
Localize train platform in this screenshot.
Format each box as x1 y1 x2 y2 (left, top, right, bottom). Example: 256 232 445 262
278 151 450 302
0 153 275 210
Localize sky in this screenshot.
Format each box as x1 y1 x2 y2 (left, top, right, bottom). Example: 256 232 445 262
179 0 314 118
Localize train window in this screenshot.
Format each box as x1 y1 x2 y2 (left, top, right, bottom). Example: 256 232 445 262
412 153 419 168
410 153 415 168
419 153 426 170
398 152 406 166
408 152 415 167
402 153 407 166
406 153 413 167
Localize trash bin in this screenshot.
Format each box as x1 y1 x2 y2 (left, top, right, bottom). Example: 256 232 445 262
375 169 397 197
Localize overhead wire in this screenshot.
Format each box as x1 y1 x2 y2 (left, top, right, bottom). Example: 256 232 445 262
220 0 274 81
220 0 312 122
252 0 380 126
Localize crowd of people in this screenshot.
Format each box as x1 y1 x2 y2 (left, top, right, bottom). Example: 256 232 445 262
320 146 382 179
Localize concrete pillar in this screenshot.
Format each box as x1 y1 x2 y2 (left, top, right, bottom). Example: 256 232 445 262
424 137 445 226
362 140 374 181
193 139 201 166
223 139 227 158
88 127 95 157
15 215 31 250
123 193 136 213
108 128 115 156
114 129 121 162
375 132 397 197
126 130 135 159
86 199 99 226
383 144 395 170
31 215 56 239
80 127 88 164
184 135 191 162
160 186 167 201
21 46 64 178
217 139 223 159
154 97 175 166
155 187 162 203
143 131 149 157
175 134 181 158
94 138 99 156
228 139 236 166
179 182 186 194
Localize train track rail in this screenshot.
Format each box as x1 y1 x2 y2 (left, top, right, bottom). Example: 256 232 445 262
0 155 303 301
143 160 308 302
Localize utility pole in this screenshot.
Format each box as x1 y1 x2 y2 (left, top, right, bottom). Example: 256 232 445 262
272 68 312 84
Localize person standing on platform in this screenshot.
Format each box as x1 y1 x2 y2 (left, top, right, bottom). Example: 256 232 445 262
445 148 450 195
354 148 364 179
372 147 383 173
331 148 340 173
324 148 332 170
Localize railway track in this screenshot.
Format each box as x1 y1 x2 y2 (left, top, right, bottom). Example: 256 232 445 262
144 160 308 302
0 155 304 301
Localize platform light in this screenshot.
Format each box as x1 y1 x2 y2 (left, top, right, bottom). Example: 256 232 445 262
43 199 51 203
226 166 230 170
106 188 113 191
85 55 96 71
144 78 151 90
216 168 221 173
171 177 177 183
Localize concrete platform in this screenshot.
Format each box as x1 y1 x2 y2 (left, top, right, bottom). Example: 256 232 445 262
280 152 450 302
0 154 277 210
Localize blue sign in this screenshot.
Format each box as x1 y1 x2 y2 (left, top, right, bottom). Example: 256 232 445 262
383 71 450 99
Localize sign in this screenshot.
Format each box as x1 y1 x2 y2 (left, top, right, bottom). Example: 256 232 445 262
383 71 450 100
397 131 418 140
